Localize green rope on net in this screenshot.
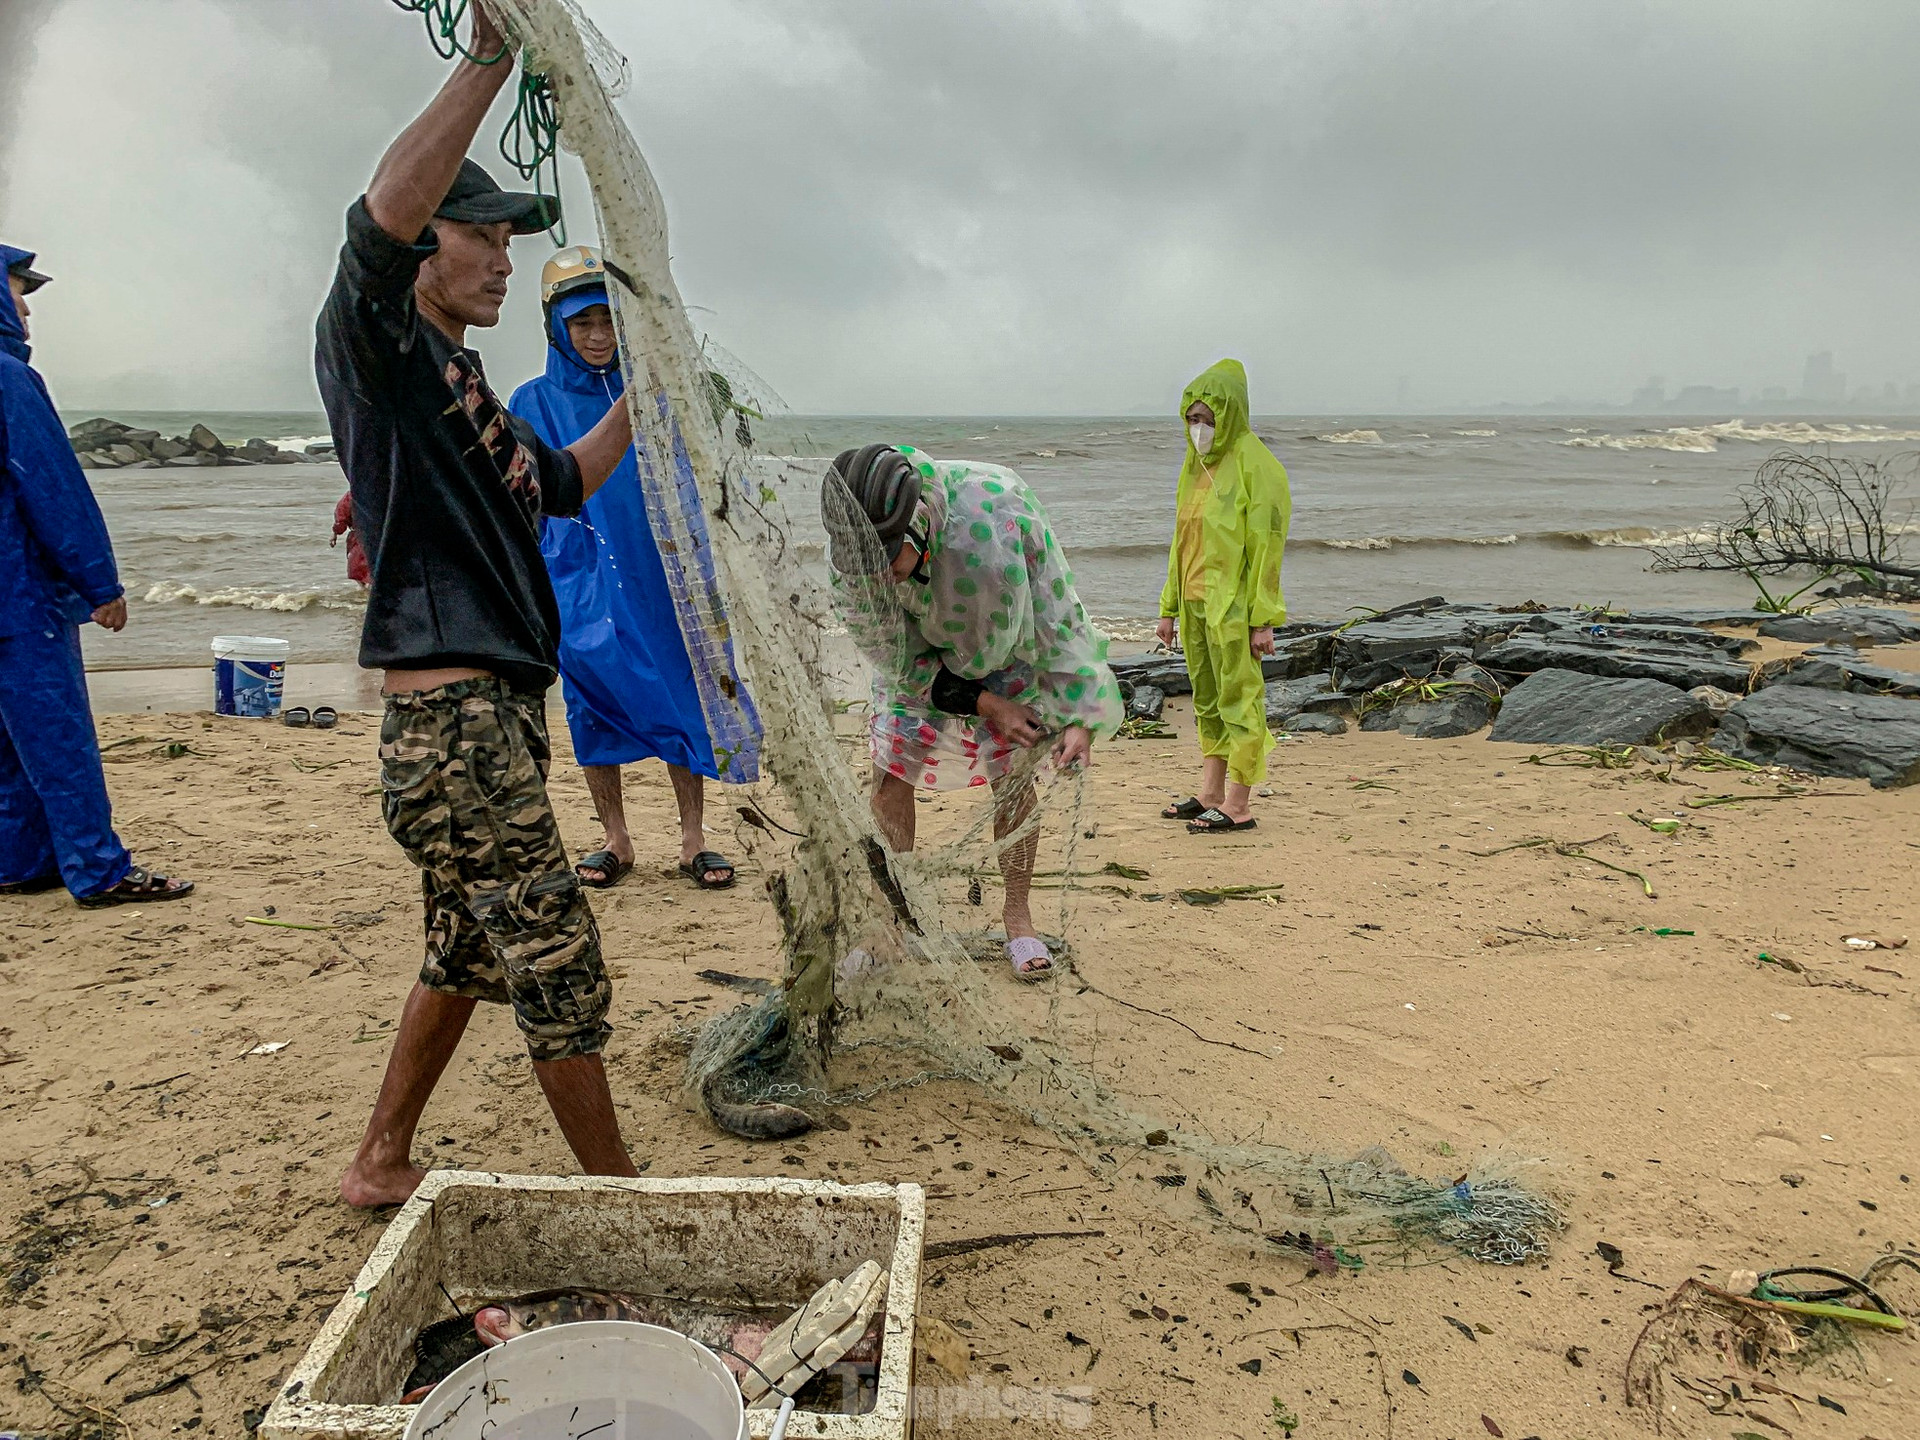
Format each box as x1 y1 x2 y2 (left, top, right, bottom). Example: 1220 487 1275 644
502 70 567 245
388 0 509 65
391 0 568 245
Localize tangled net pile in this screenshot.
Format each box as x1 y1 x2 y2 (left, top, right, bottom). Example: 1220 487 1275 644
479 0 1564 1266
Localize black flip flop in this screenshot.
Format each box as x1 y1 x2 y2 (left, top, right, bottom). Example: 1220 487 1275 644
0 872 63 896
283 706 311 728
1161 796 1207 821
575 849 632 889
1187 808 1257 834
76 865 195 908
678 850 736 890
313 706 339 730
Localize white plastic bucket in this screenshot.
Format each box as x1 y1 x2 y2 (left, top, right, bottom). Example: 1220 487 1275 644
211 635 289 718
403 1321 748 1440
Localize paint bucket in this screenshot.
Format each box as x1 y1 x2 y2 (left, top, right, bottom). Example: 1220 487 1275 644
211 635 289 718
403 1321 748 1440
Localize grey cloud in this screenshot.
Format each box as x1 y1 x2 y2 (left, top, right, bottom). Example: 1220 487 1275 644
0 0 61 218
7 0 1919 414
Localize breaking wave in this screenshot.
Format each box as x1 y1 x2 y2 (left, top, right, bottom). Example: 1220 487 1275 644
1312 429 1384 444
1451 428 1498 437
1312 533 1518 551
142 581 364 612
1543 526 1720 549
1560 419 1920 454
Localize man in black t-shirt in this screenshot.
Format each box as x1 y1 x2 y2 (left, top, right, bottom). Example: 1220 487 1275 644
315 4 640 1208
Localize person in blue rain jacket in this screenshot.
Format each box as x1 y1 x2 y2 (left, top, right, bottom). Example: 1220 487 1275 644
0 244 193 906
508 247 759 893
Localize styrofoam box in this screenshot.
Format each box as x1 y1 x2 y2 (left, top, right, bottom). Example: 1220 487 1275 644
261 1171 925 1440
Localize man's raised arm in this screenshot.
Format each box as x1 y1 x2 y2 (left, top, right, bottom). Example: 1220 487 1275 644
364 5 516 243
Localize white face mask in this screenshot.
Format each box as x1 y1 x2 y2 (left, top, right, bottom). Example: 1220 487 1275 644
1189 422 1215 457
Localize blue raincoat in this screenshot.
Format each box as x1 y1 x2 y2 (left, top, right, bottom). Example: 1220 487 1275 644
508 290 759 780
0 244 133 896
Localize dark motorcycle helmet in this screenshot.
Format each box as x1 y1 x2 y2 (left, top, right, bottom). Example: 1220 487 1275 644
822 444 924 574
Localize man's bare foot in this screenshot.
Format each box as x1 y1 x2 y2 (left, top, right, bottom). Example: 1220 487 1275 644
339 1157 428 1209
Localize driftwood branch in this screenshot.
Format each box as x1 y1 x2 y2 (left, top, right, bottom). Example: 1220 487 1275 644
1651 450 1920 605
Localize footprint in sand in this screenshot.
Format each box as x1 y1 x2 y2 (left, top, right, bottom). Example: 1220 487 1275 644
1751 1128 1802 1158
1303 1022 1434 1070
1860 1053 1914 1076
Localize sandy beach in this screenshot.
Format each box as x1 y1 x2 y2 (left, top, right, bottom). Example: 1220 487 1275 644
6 654 1920 1438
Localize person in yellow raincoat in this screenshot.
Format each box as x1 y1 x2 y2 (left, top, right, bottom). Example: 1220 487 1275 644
1155 359 1291 833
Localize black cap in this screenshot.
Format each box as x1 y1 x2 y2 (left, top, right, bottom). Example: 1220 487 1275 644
7 255 50 294
434 158 559 235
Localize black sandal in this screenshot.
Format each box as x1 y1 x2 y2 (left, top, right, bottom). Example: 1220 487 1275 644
678 851 736 890
575 849 632 889
76 865 195 908
312 706 339 729
1187 808 1258 834
283 706 311 727
1161 796 1207 821
0 872 63 896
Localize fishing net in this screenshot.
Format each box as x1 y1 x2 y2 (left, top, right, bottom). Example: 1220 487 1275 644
471 0 1564 1265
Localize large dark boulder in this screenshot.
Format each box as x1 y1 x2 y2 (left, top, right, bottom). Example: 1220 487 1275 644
1282 711 1348 735
1111 628 1336 699
68 417 129 441
1487 668 1714 746
1264 674 1347 725
1757 608 1920 647
1712 686 1920 788
1334 615 1492 674
1126 684 1166 722
1337 649 1479 694
1756 646 1920 698
1332 615 1501 693
1110 654 1193 697
1533 619 1757 656
1618 607 1768 628
1359 688 1494 739
1475 633 1753 692
1266 627 1337 679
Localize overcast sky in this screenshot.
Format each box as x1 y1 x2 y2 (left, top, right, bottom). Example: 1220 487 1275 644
5 0 1918 415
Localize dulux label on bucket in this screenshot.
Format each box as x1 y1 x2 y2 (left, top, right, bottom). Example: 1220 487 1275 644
212 635 290 718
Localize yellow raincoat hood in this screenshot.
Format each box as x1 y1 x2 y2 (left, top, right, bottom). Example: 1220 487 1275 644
1160 358 1292 628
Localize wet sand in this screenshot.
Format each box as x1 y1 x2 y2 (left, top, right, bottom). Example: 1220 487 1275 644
5 679 1919 1438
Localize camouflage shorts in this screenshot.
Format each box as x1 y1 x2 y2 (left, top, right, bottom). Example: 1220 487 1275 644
379 679 611 1062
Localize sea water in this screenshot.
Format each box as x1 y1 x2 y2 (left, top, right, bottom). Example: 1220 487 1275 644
69 407 1920 671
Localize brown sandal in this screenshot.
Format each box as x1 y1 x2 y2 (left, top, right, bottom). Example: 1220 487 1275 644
76 865 195 909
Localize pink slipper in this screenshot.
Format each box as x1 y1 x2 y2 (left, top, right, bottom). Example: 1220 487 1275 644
1006 936 1054 982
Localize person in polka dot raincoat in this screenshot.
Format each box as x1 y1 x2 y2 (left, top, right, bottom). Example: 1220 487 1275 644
825 444 1121 980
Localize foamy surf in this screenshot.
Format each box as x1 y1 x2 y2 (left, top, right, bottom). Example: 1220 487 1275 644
1312 533 1519 551
1561 419 1920 454
142 581 364 612
1313 429 1384 444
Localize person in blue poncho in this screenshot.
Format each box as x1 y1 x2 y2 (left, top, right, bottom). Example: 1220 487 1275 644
0 245 192 906
509 247 759 892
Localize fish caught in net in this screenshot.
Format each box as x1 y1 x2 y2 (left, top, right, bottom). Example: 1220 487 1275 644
479 0 1565 1265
